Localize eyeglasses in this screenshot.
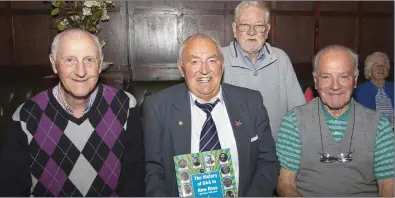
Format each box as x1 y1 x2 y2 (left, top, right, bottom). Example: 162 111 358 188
320 152 353 163
236 23 268 33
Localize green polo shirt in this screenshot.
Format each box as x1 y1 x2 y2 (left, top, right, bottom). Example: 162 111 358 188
276 101 394 180
321 100 351 141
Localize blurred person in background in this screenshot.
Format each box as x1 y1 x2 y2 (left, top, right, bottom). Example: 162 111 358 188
354 52 394 127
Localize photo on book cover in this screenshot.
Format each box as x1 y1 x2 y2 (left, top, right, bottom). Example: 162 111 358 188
173 148 238 197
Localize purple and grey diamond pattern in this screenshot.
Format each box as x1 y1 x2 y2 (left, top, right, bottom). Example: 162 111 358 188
20 85 130 196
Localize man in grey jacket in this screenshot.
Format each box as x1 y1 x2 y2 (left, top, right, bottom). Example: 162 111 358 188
222 1 305 139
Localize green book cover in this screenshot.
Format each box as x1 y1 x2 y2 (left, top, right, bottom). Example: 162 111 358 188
173 148 238 197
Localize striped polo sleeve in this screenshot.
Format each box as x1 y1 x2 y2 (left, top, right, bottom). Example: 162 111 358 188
374 115 395 180
276 109 301 172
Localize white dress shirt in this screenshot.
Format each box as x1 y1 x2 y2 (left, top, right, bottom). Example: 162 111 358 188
189 87 239 189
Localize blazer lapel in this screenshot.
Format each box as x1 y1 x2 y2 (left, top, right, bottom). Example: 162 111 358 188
222 85 251 196
170 84 192 156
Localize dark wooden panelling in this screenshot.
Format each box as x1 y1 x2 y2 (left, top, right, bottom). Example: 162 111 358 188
11 1 49 9
274 16 314 63
49 29 58 45
1 0 393 85
128 1 177 10
134 14 178 63
320 1 358 12
361 1 394 13
182 15 225 46
224 14 235 45
181 2 226 10
269 1 276 45
13 15 50 66
273 1 314 11
225 2 241 9
318 17 357 50
313 2 320 53
293 62 314 84
0 16 12 66
133 66 182 81
360 16 394 61
99 2 128 69
128 3 137 69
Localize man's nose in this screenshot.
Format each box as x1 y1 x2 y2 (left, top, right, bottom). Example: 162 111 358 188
247 25 257 35
200 62 209 74
330 78 341 91
74 62 87 78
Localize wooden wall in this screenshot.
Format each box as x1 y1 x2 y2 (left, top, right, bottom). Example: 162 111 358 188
0 1 393 86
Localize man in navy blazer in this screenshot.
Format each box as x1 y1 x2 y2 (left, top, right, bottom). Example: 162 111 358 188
143 33 279 197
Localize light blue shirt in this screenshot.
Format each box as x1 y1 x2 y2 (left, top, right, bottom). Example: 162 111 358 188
235 42 265 70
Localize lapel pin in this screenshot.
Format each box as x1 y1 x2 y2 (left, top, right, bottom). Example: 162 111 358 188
178 121 183 126
234 120 242 127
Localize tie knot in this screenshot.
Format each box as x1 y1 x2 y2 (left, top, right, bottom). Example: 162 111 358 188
195 99 220 113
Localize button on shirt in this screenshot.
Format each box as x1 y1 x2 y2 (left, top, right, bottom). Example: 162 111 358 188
189 87 239 189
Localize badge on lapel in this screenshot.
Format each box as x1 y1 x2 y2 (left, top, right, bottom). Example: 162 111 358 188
234 120 242 127
178 121 183 126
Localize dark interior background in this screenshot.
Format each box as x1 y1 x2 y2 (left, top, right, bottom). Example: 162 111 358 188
0 0 393 111
0 1 393 85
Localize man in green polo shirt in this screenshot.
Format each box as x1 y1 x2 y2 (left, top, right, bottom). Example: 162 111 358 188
276 45 394 197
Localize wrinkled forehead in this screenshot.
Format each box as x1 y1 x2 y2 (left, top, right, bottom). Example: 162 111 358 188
184 38 221 56
317 50 355 73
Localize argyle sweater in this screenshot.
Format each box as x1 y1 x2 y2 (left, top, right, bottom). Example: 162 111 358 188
0 83 145 197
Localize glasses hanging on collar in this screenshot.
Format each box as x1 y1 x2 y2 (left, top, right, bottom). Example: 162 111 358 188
318 99 355 163
320 151 353 163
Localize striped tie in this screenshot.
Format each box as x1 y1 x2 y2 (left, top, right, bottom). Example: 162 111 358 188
195 99 221 152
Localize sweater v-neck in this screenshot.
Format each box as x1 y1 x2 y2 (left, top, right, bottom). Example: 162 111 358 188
47 83 103 125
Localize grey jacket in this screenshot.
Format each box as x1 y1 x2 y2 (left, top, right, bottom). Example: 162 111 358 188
222 41 305 139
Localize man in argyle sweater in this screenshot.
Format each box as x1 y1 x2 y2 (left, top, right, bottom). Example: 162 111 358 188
0 29 145 196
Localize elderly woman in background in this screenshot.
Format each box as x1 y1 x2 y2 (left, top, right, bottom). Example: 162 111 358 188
354 52 394 126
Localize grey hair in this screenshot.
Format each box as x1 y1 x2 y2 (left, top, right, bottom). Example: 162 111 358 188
50 28 102 61
234 1 271 24
313 45 359 77
364 52 390 79
178 33 224 65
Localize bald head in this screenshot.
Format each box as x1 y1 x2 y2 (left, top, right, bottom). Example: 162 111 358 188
51 28 102 61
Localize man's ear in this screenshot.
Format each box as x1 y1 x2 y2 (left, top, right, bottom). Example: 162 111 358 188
313 72 318 89
265 24 271 40
177 60 185 78
354 74 359 88
232 22 237 39
49 54 57 74
99 54 104 74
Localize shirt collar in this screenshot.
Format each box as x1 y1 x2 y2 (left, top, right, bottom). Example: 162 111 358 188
320 99 352 121
235 41 265 61
53 83 98 116
189 86 224 106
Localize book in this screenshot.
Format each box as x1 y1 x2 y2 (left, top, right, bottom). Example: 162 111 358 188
173 148 238 197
